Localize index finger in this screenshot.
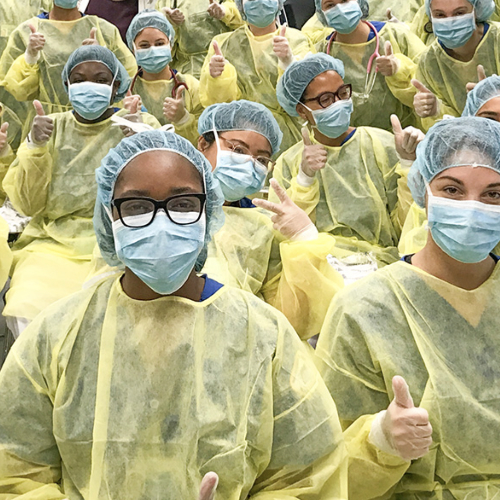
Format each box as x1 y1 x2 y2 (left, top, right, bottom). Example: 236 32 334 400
253 197 285 215
270 178 290 204
390 114 403 136
213 41 222 56
198 472 218 500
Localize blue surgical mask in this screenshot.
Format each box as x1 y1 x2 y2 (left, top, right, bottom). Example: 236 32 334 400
54 0 78 8
135 45 172 74
68 80 114 120
427 186 500 263
324 1 363 34
112 211 206 294
304 99 353 139
243 0 280 28
431 11 476 49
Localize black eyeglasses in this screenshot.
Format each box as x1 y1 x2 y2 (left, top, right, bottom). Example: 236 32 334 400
112 193 206 228
302 84 353 109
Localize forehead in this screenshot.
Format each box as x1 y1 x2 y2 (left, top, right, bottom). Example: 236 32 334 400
135 27 169 41
433 165 500 184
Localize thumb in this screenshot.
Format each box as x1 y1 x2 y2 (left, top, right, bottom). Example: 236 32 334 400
390 114 403 137
270 178 289 204
386 7 393 20
33 100 45 116
28 23 37 34
213 41 222 57
130 97 139 115
209 0 215 3
89 27 97 40
411 79 431 94
392 376 414 409
477 64 486 81
385 40 393 57
0 122 9 134
301 127 312 146
175 86 185 100
126 89 132 97
198 472 218 500
279 24 287 37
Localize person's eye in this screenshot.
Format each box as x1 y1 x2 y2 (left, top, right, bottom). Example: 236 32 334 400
233 146 247 155
156 41 166 46
443 186 461 196
485 191 500 200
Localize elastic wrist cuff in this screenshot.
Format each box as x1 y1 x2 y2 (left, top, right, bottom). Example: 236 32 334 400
174 109 191 126
368 410 400 457
24 50 40 65
291 223 319 242
297 169 316 187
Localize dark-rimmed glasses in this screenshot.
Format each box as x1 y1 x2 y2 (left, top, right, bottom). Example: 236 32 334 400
219 136 276 172
112 193 206 228
302 84 352 109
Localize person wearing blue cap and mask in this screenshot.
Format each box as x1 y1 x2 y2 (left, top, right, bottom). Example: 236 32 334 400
199 0 315 156
1 46 160 337
0 0 137 142
412 0 500 128
316 116 500 499
155 0 245 78
124 10 204 144
314 0 426 131
0 129 348 500
400 73 500 256
273 53 415 268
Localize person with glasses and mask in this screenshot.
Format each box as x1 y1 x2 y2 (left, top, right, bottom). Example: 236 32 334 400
124 10 204 145
1 46 160 338
0 130 348 500
199 0 314 157
314 0 426 131
315 116 500 499
272 53 414 268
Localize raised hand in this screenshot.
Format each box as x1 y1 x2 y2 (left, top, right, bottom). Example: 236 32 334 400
466 64 487 92
381 376 433 461
209 41 226 78
300 127 327 178
207 0 226 20
376 41 400 77
391 114 425 162
163 86 188 123
31 100 54 146
273 25 293 67
124 90 143 114
412 79 439 118
26 24 45 59
82 27 99 46
253 179 317 240
162 7 185 25
0 123 9 155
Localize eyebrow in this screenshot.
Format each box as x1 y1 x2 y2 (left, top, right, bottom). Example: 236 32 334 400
222 136 250 149
486 182 500 188
435 175 465 185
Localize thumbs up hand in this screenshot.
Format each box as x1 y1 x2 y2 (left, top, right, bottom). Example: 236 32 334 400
209 41 226 78
124 91 143 114
391 114 425 162
163 86 188 123
412 79 439 118
376 41 400 77
273 25 294 67
300 127 328 178
82 27 99 46
31 100 54 146
26 23 45 60
207 0 226 20
380 376 433 461
162 7 185 25
0 123 9 155
466 64 487 92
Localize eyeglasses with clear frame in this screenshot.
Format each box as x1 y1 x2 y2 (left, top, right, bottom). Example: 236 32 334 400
112 193 206 228
219 136 276 172
302 83 353 109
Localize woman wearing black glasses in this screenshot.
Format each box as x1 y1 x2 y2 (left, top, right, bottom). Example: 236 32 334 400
272 53 416 268
0 130 347 500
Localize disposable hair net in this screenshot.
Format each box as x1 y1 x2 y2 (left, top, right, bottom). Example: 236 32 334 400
462 75 500 117
126 9 175 51
235 0 285 21
198 100 283 155
408 116 500 207
425 0 495 22
61 46 131 102
315 0 369 27
277 53 345 117
94 130 225 270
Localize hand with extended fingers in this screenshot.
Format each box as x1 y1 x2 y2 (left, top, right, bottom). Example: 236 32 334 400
412 79 439 118
209 41 226 78
162 7 185 25
300 127 327 178
391 114 425 162
82 27 99 46
27 24 45 59
376 41 400 77
121 95 143 137
466 65 487 93
253 179 318 241
207 0 226 20
273 25 294 67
